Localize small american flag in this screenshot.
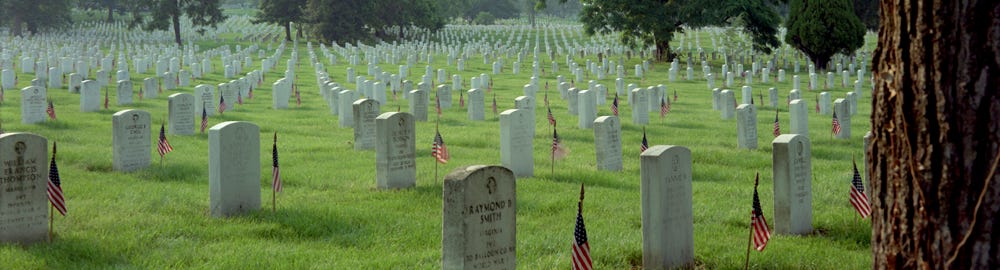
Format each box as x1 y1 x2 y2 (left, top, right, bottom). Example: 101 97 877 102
295 87 301 106
272 132 282 193
815 96 820 113
850 159 871 219
673 90 678 102
640 128 649 152
46 99 56 120
459 91 465 107
157 123 173 157
751 173 770 251
832 111 842 135
200 107 208 133
660 97 669 118
547 107 557 126
544 91 550 107
773 109 781 137
47 142 66 216
492 94 498 115
218 95 227 114
104 87 109 109
435 95 442 116
571 184 593 270
432 130 449 164
237 91 243 105
248 86 254 99
552 126 562 157
611 94 619 116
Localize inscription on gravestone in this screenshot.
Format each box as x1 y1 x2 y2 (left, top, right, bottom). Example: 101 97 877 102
0 133 49 244
442 165 517 270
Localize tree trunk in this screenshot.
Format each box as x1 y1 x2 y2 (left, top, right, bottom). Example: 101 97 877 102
172 12 182 46
11 13 22 37
284 22 292 42
107 3 114 23
870 0 1000 269
655 40 672 62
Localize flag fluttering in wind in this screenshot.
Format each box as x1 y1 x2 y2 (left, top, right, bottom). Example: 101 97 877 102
773 109 781 137
218 95 227 114
572 183 593 270
611 94 619 116
552 126 568 160
850 158 871 219
815 96 820 113
157 123 173 157
459 91 465 107
673 90 678 102
641 127 649 153
435 95 442 117
200 107 209 133
248 86 254 100
492 94 498 116
47 142 66 216
104 87 109 109
751 173 771 251
660 96 669 118
46 99 56 120
832 111 842 135
272 132 282 193
432 130 450 164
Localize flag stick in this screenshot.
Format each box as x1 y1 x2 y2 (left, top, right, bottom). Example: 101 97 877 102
744 172 759 270
160 117 165 167
49 205 53 241
434 119 440 184
272 188 276 213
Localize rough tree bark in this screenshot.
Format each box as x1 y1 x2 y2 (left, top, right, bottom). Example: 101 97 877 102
172 12 182 46
870 0 1000 269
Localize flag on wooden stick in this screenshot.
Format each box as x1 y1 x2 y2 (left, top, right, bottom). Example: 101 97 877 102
750 173 771 251
850 158 871 219
157 123 173 157
47 142 66 216
272 132 282 193
571 183 593 270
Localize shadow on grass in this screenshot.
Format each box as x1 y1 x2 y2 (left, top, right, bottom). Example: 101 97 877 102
544 171 638 191
245 208 374 248
26 236 129 268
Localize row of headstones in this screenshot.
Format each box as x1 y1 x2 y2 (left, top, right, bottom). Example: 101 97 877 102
442 133 817 269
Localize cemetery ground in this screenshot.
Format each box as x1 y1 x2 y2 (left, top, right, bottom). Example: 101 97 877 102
1 28 873 268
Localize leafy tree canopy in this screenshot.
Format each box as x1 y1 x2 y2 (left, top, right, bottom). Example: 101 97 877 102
784 0 865 69
130 0 227 46
304 0 445 44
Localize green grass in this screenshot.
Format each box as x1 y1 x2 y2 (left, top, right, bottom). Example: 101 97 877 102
0 24 876 269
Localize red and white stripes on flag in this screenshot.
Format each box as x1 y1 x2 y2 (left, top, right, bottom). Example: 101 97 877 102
435 95 442 116
272 132 282 193
47 142 66 216
218 95 227 114
572 184 593 270
850 159 871 219
46 100 57 120
611 94 619 116
432 130 449 164
157 123 173 157
200 107 209 133
832 111 842 135
773 109 781 137
547 107 557 126
751 173 770 251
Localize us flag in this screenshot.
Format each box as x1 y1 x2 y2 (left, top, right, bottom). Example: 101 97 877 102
295 87 301 106
611 94 619 116
459 91 465 107
832 111 842 135
46 99 57 120
432 130 449 164
751 173 771 251
492 94 498 116
272 132 282 193
552 126 563 157
248 86 254 99
850 158 871 219
218 95 227 114
544 91 550 107
673 89 678 102
104 87 109 109
47 142 66 216
640 128 649 152
435 95 442 116
157 123 173 157
237 91 243 105
571 184 593 270
200 107 209 133
773 109 781 137
815 96 820 113
660 96 669 118
547 107 556 126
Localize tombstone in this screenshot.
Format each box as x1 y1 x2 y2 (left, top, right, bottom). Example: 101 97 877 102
437 85 453 109
640 145 694 269
577 90 597 129
736 104 758 149
353 99 380 150
168 93 195 135
567 88 579 115
20 86 47 124
768 88 778 107
194 84 216 116
405 89 428 121
208 121 261 217
0 132 49 244
792 75 800 90
467 89 485 121
711 88 721 111
819 92 832 115
375 112 416 189
79 80 100 112
631 88 648 125
788 99 809 136
834 99 851 139
143 78 159 99
513 96 535 136
272 79 291 109
741 86 753 105
338 90 357 127
500 109 533 178
442 165 517 270
112 109 151 172
846 92 858 116
594 116 622 171
772 134 813 235
720 90 735 120
68 73 82 94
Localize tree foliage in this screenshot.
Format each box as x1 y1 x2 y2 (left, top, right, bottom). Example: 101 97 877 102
130 0 227 46
304 0 445 44
784 0 864 70
852 0 879 31
0 0 73 36
255 0 306 41
538 0 783 61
